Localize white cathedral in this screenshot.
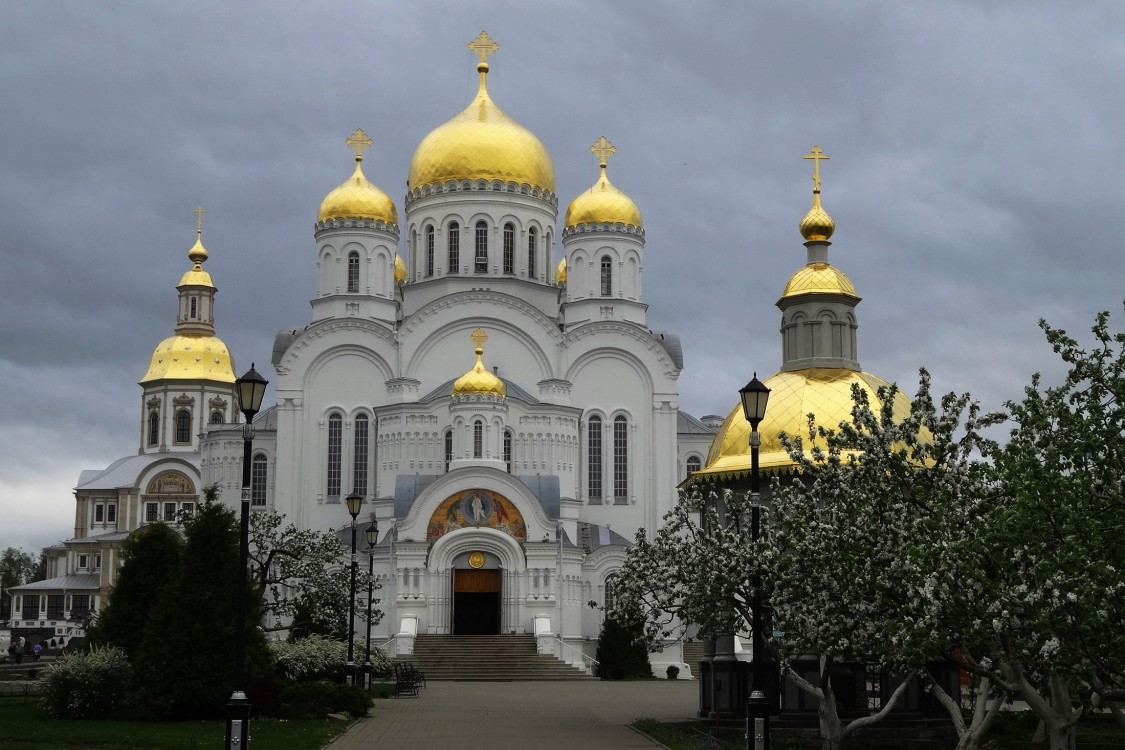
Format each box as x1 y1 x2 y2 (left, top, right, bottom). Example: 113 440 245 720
9 34 720 669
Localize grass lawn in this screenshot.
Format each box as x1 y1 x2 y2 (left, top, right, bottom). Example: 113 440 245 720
0 691 390 750
634 713 1125 750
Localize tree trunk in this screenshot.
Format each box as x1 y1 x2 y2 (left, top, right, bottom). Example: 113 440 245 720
818 676 844 750
1045 723 1075 750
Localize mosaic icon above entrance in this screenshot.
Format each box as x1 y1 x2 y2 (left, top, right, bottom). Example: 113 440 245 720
427 489 527 542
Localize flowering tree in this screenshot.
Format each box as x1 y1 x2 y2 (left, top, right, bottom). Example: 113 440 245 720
248 509 381 639
955 308 1125 749
767 370 1004 750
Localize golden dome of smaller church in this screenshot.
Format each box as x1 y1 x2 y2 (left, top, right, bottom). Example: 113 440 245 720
555 257 567 284
408 32 554 194
141 335 236 383
318 129 398 225
779 262 859 302
394 254 408 284
564 137 642 229
451 329 506 398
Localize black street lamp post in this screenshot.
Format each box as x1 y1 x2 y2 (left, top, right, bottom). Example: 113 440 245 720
362 520 378 691
344 493 363 686
739 374 771 750
226 364 268 750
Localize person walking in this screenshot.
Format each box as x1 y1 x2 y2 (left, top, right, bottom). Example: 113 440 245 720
33 642 42 660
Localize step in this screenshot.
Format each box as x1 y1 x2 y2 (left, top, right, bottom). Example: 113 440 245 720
399 634 594 681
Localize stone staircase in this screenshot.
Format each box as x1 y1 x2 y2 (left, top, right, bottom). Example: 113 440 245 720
398 634 594 681
682 641 704 678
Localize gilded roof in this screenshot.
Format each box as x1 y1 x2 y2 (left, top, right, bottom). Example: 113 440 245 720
140 334 236 383
407 62 554 193
318 159 398 225
779 262 859 301
695 368 920 479
178 234 214 288
394 254 408 284
799 190 835 242
451 329 506 398
555 257 567 284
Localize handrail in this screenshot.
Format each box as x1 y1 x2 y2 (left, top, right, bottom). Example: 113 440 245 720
378 635 397 649
548 636 599 671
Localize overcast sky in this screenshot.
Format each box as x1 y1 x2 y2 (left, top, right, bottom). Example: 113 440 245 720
2 1 1122 554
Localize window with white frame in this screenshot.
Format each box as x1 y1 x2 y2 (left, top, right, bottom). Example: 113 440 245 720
181 502 194 518
327 412 343 497
425 225 435 277
347 250 360 292
445 429 453 471
353 414 369 497
604 573 618 610
107 503 117 523
78 554 88 569
613 415 628 503
448 221 460 273
175 409 192 444
473 420 484 458
475 221 488 273
527 227 537 278
503 222 515 274
94 504 104 523
686 455 702 477
146 502 158 523
588 415 603 503
163 502 177 522
148 412 159 446
251 454 268 506
504 429 512 473
94 553 102 570
600 255 613 297
210 411 223 424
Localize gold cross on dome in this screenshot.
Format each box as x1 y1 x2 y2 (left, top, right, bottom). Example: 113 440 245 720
470 328 489 349
193 206 206 233
803 145 830 190
345 128 373 159
590 136 616 167
468 31 500 64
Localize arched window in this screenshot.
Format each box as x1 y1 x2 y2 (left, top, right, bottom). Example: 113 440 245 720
588 415 603 503
353 414 369 497
425 225 435 277
251 453 268 506
327 412 343 498
473 419 484 458
175 409 192 444
686 455 702 477
604 573 618 610
448 221 460 274
503 222 515 274
147 412 159 446
613 416 628 503
475 221 488 273
600 256 613 297
445 429 453 472
190 297 198 318
210 411 223 424
504 429 513 473
347 251 360 292
527 227 537 279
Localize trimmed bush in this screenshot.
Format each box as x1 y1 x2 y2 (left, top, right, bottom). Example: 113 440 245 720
278 679 370 719
40 646 133 719
594 615 652 680
666 664 680 679
269 635 346 681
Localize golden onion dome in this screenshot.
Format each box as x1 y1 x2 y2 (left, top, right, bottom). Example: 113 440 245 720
408 35 554 194
318 129 397 225
140 334 236 384
451 329 506 398
799 189 835 242
179 233 214 288
779 262 859 302
564 136 641 229
394 254 408 284
555 257 567 284
694 369 924 480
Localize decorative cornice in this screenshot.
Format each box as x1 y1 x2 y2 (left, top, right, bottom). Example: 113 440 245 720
400 290 563 344
563 321 680 379
562 222 645 238
404 178 559 209
314 218 400 236
280 318 396 370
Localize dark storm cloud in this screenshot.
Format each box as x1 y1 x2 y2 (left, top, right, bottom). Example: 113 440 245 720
2 0 1123 551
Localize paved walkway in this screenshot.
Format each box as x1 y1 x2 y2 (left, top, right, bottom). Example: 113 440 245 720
329 679 698 749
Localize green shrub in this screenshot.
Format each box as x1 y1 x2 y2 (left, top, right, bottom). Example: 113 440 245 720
594 615 652 680
269 635 346 681
363 641 394 679
666 664 680 679
278 679 370 719
39 646 133 719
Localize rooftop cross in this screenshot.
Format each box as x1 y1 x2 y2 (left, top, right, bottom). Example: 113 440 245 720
803 145 830 191
468 31 499 64
470 328 489 353
590 136 616 168
193 206 206 235
345 128 373 161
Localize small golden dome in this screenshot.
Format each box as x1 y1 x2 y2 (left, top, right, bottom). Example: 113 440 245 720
394 254 408 284
555 257 567 284
451 329 506 398
179 231 214 288
140 334 236 384
318 129 397 225
779 262 859 301
694 369 924 480
407 37 554 194
799 189 835 242
564 136 641 229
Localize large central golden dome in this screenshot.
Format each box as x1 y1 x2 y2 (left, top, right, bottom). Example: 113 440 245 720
408 40 554 194
694 369 918 480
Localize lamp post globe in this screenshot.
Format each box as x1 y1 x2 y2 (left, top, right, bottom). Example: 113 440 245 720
363 519 378 691
344 493 363 685
740 373 771 750
226 364 268 750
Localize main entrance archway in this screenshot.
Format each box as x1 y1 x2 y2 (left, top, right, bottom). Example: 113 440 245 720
452 568 501 634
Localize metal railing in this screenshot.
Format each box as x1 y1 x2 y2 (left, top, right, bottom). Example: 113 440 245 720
377 635 398 657
545 637 600 674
